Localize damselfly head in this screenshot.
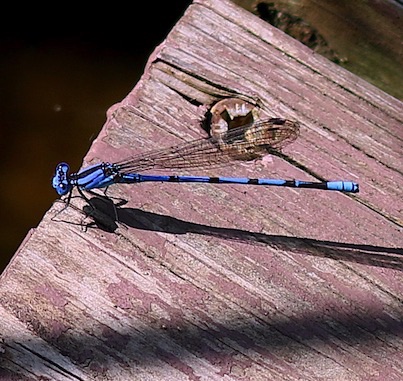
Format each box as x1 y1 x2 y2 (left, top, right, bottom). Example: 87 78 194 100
52 162 72 196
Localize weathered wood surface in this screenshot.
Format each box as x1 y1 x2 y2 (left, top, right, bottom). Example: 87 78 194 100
1 0 402 379
234 0 403 100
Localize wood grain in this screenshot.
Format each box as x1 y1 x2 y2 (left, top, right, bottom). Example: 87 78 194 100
1 0 402 380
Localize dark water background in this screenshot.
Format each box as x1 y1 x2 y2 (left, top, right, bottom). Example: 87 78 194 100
0 2 192 271
1 1 401 273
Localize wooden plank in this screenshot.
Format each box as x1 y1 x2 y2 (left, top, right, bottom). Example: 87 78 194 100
1 0 402 380
234 0 403 100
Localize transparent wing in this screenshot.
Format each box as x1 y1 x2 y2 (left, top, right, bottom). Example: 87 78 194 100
116 118 299 173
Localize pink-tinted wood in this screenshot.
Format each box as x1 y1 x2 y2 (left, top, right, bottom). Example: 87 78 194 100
1 0 402 380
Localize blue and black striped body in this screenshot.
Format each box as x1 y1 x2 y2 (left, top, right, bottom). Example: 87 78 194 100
119 173 358 192
52 118 359 198
52 162 359 197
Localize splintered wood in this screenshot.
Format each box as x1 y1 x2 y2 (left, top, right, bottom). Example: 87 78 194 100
1 0 402 380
